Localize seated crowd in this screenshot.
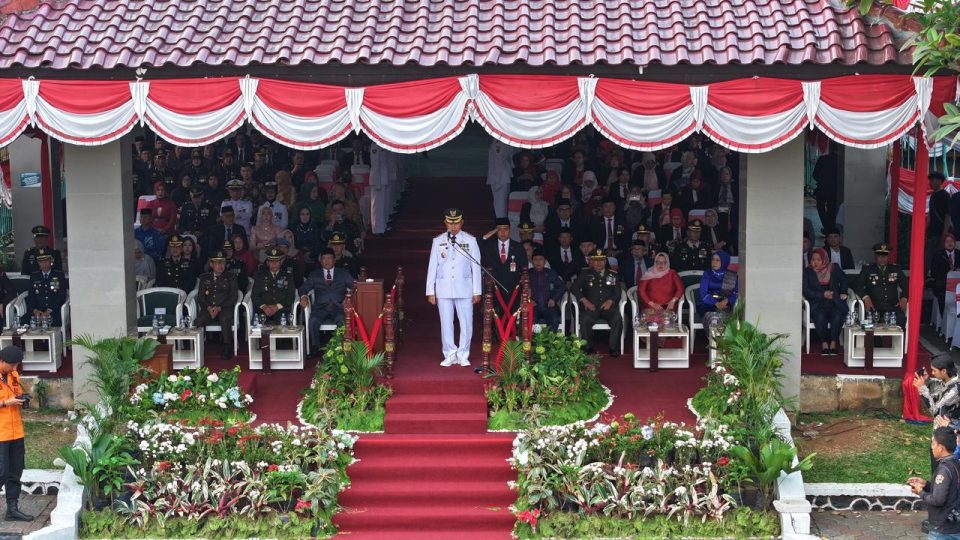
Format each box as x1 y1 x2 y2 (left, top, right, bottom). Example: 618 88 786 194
131 129 374 358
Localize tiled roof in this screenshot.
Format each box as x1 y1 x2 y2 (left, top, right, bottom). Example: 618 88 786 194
0 0 911 70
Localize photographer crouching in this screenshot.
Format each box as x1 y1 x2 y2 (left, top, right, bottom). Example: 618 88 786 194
0 346 33 521
909 427 960 540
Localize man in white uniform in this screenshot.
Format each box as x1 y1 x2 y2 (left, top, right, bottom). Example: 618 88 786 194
426 208 483 366
487 141 517 219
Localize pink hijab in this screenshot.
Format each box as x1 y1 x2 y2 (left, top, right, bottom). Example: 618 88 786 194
641 252 672 281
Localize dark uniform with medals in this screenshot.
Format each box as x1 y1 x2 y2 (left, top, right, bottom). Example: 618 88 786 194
221 240 249 293
328 232 361 277
21 249 68 326
251 249 296 324
671 220 713 272
157 235 198 293
177 187 217 241
195 250 239 358
21 226 63 276
571 249 623 355
856 242 908 327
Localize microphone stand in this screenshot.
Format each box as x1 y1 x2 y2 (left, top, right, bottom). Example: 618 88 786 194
447 233 510 294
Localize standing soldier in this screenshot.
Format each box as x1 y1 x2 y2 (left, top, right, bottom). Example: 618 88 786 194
195 250 239 359
252 248 296 324
21 250 68 327
157 235 198 293
426 208 482 367
21 226 63 276
571 249 622 356
671 220 713 272
857 242 909 327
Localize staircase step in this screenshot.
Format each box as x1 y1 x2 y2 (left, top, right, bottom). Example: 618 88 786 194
340 480 515 507
353 433 514 458
386 394 488 414
337 531 512 540
348 461 514 483
389 379 483 395
385 412 488 434
334 505 516 532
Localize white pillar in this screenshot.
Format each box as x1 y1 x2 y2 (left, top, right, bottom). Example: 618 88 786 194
64 139 136 404
739 138 804 403
7 136 46 271
842 147 888 263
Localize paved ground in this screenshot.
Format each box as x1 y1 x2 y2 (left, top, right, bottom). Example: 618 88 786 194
0 495 54 538
811 510 925 540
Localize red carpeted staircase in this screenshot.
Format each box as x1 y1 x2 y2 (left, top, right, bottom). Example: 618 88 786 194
334 176 517 539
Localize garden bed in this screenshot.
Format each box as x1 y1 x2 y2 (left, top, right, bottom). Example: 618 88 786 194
23 410 73 470
795 411 929 484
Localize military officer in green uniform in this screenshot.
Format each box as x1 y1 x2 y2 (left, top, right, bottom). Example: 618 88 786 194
857 242 908 327
256 244 303 289
157 235 198 293
251 248 296 324
21 226 63 276
329 232 361 276
195 250 239 358
571 249 623 356
221 240 249 293
671 219 713 272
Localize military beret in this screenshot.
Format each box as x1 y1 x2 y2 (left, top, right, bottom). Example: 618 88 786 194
873 242 891 255
495 217 511 227
328 232 346 245
168 234 184 247
31 225 49 237
35 248 52 261
443 208 463 224
265 248 284 261
208 250 226 262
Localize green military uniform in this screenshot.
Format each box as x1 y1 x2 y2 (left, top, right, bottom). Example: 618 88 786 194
857 242 908 327
251 249 296 324
571 249 623 355
671 220 713 272
329 232 361 276
195 250 239 357
156 235 198 292
220 241 249 293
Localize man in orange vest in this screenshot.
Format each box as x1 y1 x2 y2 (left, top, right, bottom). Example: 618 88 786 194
0 346 32 521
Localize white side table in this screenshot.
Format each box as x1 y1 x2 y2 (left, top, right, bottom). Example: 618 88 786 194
844 326 904 368
0 329 62 373
165 328 204 370
633 325 690 369
248 326 305 370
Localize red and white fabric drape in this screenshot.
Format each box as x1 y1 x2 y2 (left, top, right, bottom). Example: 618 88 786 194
0 74 954 153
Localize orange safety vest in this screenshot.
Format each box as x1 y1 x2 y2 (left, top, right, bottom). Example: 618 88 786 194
0 371 25 441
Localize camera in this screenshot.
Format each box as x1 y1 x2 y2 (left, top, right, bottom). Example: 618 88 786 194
15 394 31 409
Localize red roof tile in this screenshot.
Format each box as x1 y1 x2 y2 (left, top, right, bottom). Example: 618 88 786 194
0 0 911 70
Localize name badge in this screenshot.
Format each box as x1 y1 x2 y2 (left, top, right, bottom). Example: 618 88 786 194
154 308 167 315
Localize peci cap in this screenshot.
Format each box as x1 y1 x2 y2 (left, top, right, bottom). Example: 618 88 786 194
531 248 546 259
168 234 184 247
873 242 891 255
558 226 573 236
824 226 841 236
265 248 285 261
443 208 463 224
688 219 703 231
208 250 226 263
0 346 24 364
220 205 235 215
494 217 511 227
328 232 346 245
319 247 335 258
31 225 49 237
589 248 607 260
35 248 52 261
556 198 572 209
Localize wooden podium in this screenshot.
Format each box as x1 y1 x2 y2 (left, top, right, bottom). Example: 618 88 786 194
141 344 173 379
354 279 385 353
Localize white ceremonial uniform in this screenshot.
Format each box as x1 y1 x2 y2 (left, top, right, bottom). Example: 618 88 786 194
259 200 288 229
370 144 391 235
223 198 254 235
425 230 483 363
487 141 517 219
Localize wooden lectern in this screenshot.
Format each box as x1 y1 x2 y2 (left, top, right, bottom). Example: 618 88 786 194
354 279 385 353
141 344 173 379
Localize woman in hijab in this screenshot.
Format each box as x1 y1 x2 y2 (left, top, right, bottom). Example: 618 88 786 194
802 247 848 355
521 185 553 233
703 208 729 252
291 206 321 263
292 182 327 224
251 205 283 263
275 170 298 208
698 250 738 334
632 152 667 193
638 252 684 317
133 240 156 282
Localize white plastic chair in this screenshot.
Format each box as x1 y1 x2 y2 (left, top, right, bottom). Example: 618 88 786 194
186 289 244 355
684 284 703 353
564 289 628 353
802 288 858 354
6 292 25 330
627 285 687 328
294 290 339 354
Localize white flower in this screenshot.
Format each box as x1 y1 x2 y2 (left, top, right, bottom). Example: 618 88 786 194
207 373 219 383
183 376 191 381
167 375 178 383
641 426 655 440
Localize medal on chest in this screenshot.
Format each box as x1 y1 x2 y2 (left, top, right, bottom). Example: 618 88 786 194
605 274 616 286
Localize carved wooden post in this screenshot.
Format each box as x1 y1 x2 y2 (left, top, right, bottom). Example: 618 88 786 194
383 291 396 378
396 266 405 343
520 271 532 361
481 276 494 371
343 291 354 352
358 266 368 281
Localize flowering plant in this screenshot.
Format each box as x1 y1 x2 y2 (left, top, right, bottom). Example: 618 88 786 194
128 366 253 424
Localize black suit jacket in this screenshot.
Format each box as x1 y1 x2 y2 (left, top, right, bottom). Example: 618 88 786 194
544 215 585 247
547 245 586 283
621 255 653 290
589 215 628 253
205 223 249 257
481 238 528 293
824 245 855 271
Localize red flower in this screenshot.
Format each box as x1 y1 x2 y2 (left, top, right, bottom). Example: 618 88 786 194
227 427 240 437
267 464 280 472
294 499 312 512
179 389 192 401
156 461 172 473
518 508 541 527
717 456 730 467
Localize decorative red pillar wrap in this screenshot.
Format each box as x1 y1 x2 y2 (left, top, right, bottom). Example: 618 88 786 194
889 140 901 263
903 129 928 421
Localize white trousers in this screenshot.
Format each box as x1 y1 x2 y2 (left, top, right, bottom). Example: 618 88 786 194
491 183 511 219
437 297 474 361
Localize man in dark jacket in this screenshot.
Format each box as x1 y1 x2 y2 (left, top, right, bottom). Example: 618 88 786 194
909 427 960 538
481 219 528 315
528 249 565 330
824 228 856 270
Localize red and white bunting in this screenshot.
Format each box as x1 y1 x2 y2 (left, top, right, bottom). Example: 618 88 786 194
0 74 954 154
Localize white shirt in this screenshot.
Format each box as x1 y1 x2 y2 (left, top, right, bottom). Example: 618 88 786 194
829 248 842 265
223 199 253 235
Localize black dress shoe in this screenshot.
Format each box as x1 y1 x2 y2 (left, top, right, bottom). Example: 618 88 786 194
5 501 33 522
922 519 930 533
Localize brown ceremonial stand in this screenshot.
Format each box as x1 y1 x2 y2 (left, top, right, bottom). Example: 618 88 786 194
142 344 174 379
354 279 385 353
